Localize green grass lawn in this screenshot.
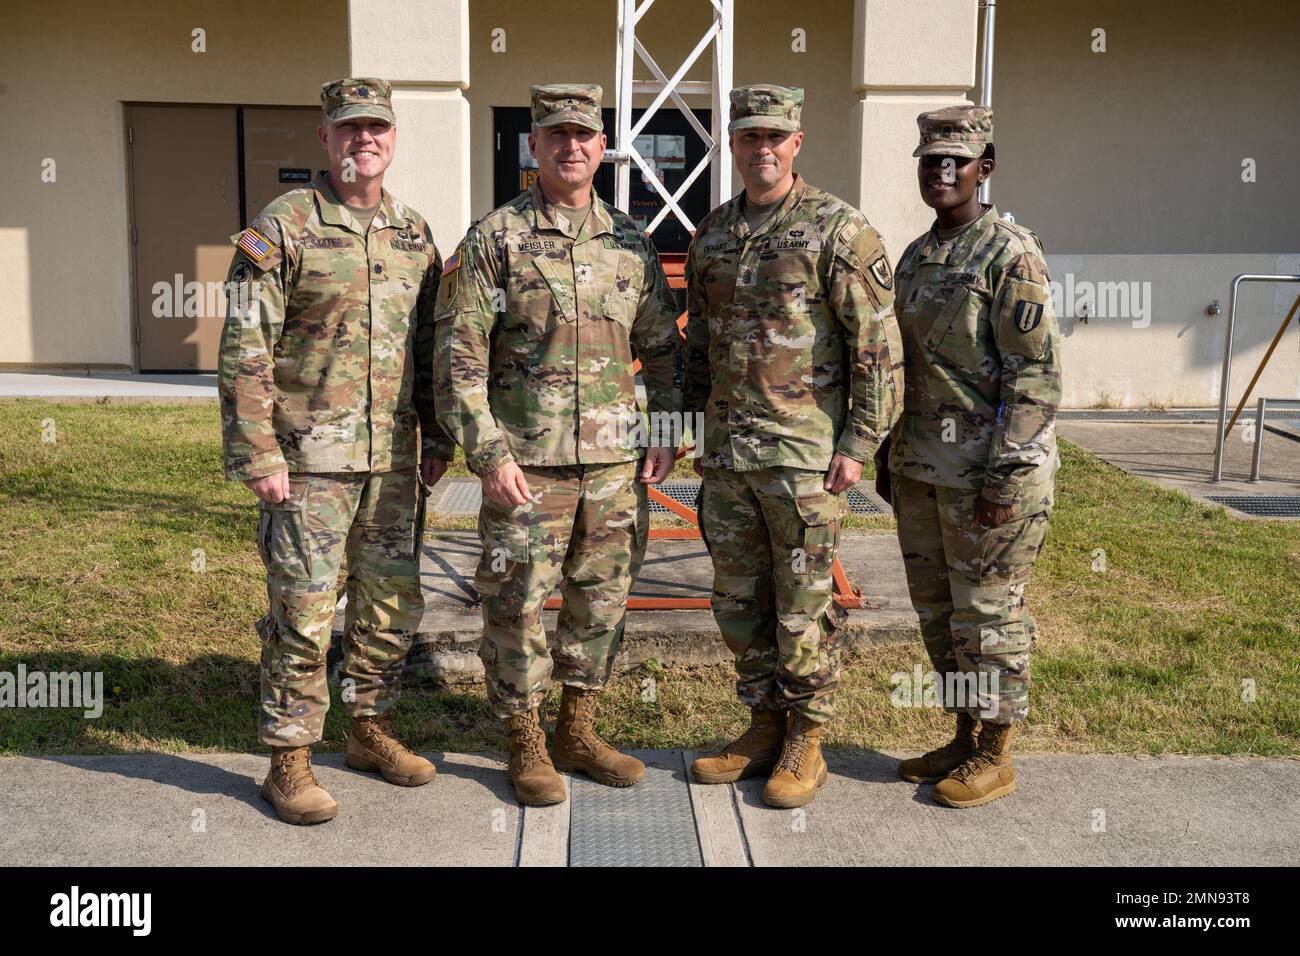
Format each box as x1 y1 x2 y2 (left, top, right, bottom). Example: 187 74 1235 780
0 400 1296 757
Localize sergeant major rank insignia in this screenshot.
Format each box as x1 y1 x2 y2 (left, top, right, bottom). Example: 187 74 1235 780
1014 299 1044 333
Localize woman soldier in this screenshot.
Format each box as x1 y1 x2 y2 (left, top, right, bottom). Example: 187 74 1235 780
877 105 1062 807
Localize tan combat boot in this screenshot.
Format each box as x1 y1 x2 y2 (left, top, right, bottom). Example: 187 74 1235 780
691 708 786 784
345 713 437 787
933 722 1016 808
551 685 646 787
506 709 568 806
762 713 828 808
897 712 980 784
261 746 338 825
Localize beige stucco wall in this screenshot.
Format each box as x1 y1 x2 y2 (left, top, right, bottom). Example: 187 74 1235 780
466 0 857 223
852 0 979 259
350 0 470 256
3 0 1294 408
0 0 348 369
991 0 1300 405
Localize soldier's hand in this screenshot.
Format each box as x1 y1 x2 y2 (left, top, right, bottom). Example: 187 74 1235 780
422 457 449 488
244 471 290 504
823 453 863 494
641 446 674 485
482 461 532 508
972 496 1016 529
692 456 704 478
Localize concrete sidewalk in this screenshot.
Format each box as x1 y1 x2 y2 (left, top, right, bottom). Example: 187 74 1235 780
2 750 1294 866
1058 419 1300 517
0 372 217 401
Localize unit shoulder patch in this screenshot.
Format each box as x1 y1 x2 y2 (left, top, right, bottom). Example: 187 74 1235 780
869 255 894 290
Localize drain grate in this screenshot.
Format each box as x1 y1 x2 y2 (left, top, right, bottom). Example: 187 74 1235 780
568 762 702 867
1206 496 1300 518
650 481 879 515
648 480 700 513
1059 408 1300 423
435 480 482 515
845 488 880 514
439 478 880 516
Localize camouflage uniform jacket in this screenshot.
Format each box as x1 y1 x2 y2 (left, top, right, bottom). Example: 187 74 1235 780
434 183 681 475
888 204 1061 504
683 175 903 471
218 172 453 481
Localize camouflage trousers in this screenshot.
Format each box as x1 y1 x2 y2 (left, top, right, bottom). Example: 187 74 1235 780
255 469 426 747
476 461 648 718
699 466 848 723
891 473 1052 725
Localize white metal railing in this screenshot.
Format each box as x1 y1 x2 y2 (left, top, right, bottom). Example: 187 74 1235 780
1212 273 1300 482
611 0 733 232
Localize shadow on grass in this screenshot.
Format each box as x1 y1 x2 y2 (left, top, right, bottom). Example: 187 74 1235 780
0 650 503 758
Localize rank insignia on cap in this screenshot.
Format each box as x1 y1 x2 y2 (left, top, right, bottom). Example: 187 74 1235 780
237 227 274 263
1014 299 1044 333
869 255 894 290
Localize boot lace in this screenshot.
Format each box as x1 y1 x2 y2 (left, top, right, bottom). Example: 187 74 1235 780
360 714 408 763
509 714 551 766
723 718 776 757
569 691 615 756
276 749 320 796
777 736 814 776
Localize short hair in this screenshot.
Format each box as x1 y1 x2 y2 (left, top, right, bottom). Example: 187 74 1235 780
981 142 996 161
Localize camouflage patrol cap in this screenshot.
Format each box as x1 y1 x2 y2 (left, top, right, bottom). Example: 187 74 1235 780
320 77 396 125
530 84 603 132
728 85 803 133
913 105 992 158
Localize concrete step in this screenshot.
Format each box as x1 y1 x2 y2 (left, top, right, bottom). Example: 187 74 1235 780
331 531 920 684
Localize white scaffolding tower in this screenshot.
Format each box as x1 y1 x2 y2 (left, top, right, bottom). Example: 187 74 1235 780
609 0 733 233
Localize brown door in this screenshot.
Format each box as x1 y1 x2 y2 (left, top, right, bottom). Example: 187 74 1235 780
242 107 325 219
128 105 321 372
129 104 240 371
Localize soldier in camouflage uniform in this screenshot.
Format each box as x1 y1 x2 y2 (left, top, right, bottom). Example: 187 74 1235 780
220 78 453 825
434 85 682 806
883 106 1060 808
685 86 903 808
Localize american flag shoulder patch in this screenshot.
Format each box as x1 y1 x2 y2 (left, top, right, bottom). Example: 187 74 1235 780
236 227 274 263
442 247 462 275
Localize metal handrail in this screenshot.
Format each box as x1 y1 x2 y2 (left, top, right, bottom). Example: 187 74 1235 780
1212 274 1300 482
1250 397 1300 481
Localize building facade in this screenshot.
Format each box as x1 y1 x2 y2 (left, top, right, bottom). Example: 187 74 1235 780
2 0 1297 406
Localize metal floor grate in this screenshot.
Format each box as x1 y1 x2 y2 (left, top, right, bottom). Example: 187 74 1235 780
1206 496 1300 518
435 480 482 515
567 763 703 867
1059 408 1300 422
649 481 879 515
648 480 700 513
438 478 880 516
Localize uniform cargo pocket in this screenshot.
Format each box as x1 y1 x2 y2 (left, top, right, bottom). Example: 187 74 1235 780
529 255 578 336
479 509 532 565
258 479 312 581
792 491 843 584
925 285 989 365
603 252 643 327
922 287 971 351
